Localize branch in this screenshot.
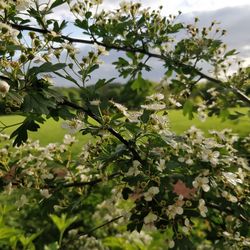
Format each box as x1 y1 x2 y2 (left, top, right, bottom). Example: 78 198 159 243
9 22 250 105
81 215 123 236
53 172 121 189
62 99 143 164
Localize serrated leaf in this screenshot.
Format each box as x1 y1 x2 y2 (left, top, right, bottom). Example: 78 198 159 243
28 63 66 77
50 0 66 9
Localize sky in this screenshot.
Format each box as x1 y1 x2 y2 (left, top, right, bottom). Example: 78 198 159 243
50 0 250 85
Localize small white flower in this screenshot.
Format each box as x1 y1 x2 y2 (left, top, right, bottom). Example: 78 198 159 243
186 159 193 165
201 149 220 165
40 189 51 199
126 161 141 176
61 119 83 134
167 195 185 219
63 134 76 145
96 45 109 55
222 172 243 186
222 191 238 203
192 176 210 192
169 240 175 248
144 186 159 201
156 159 165 172
0 80 10 97
110 100 128 115
144 212 157 224
198 199 208 217
16 194 28 208
90 99 101 106
146 93 164 101
169 97 182 107
127 166 140 176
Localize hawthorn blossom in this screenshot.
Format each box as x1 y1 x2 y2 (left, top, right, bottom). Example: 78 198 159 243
156 159 165 172
167 195 185 219
16 194 28 208
198 199 208 217
0 80 10 97
95 44 109 55
61 119 83 134
146 93 164 101
144 212 157 224
192 176 210 192
222 172 243 186
144 186 159 201
90 99 101 106
110 100 128 115
222 191 238 203
200 149 220 165
40 189 51 199
169 96 182 107
126 160 141 176
63 134 77 145
182 218 191 234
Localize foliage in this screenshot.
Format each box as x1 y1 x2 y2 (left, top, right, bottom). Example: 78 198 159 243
0 0 250 249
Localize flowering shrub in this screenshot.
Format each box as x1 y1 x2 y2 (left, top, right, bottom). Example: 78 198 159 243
0 0 249 249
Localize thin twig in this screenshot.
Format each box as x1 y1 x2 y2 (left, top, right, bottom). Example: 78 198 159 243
82 215 123 236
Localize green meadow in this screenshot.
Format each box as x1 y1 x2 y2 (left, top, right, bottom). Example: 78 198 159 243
1 108 249 153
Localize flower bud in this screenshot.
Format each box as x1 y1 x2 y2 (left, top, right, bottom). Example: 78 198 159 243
0 80 10 97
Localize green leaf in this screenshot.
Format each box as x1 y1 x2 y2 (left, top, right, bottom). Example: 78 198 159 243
131 73 146 92
10 117 44 146
28 63 66 77
183 99 194 119
50 0 66 9
0 227 21 240
224 49 238 58
85 11 92 19
50 214 77 234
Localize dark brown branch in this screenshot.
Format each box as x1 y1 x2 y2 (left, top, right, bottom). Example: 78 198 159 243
9 22 250 105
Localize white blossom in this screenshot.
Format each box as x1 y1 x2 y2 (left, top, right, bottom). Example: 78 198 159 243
144 212 157 224
16 194 28 208
222 191 238 203
63 134 77 145
146 93 164 101
40 189 51 199
156 159 165 172
192 176 210 192
167 195 185 219
61 119 83 134
198 199 208 217
169 96 182 107
144 186 159 201
90 99 101 106
222 172 243 186
200 149 220 165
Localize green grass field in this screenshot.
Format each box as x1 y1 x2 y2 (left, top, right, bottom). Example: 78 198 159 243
1 108 249 153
